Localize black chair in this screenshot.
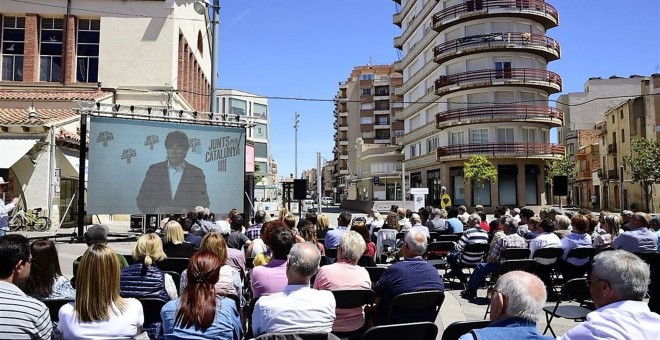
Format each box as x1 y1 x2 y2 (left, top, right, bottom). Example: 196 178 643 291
325 248 338 259
543 278 594 337
426 241 454 260
396 232 406 241
164 270 181 292
436 234 460 243
366 266 386 285
42 299 73 322
255 333 341 340
634 252 660 269
440 320 490 340
562 247 596 281
330 290 376 339
532 247 564 290
138 298 167 339
385 290 445 324
123 254 134 265
156 257 190 275
428 232 438 241
246 256 256 270
320 255 329 267
462 243 490 262
362 321 438 340
358 254 377 267
483 259 538 318
499 248 531 262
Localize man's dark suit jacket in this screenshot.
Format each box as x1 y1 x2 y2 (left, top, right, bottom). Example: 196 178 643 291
136 160 209 214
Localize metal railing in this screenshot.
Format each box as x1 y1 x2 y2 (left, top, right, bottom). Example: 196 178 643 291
433 0 559 29
437 142 564 158
435 68 562 95
436 104 563 128
434 32 560 63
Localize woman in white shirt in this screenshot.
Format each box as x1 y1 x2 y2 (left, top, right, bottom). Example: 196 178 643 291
58 244 144 339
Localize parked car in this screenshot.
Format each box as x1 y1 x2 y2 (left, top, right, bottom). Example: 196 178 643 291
322 197 334 206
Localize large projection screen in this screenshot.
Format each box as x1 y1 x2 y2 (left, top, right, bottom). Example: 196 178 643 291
88 116 245 215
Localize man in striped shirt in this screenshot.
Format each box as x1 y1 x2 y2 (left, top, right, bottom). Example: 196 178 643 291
0 234 52 339
446 213 489 283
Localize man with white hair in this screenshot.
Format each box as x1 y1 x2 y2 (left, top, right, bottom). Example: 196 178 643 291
511 208 521 223
373 227 444 325
426 208 447 232
252 242 336 336
611 212 658 253
459 271 553 339
559 250 660 339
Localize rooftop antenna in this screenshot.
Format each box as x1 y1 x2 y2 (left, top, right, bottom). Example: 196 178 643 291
367 56 372 68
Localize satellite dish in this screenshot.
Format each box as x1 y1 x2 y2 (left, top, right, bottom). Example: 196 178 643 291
194 1 208 15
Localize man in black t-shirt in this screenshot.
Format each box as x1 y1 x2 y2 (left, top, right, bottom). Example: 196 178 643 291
227 214 251 251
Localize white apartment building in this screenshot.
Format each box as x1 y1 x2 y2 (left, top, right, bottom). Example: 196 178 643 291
216 89 274 200
394 0 562 208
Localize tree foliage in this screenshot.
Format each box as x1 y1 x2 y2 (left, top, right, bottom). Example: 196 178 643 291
254 164 264 184
464 155 497 203
544 155 576 184
623 138 660 212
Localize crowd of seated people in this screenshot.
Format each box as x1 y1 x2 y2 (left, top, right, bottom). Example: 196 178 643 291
4 203 660 340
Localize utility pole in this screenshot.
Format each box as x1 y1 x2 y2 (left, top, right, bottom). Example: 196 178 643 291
317 152 322 213
294 112 300 178
209 0 220 114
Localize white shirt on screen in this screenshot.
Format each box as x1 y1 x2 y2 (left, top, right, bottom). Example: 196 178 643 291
167 162 184 200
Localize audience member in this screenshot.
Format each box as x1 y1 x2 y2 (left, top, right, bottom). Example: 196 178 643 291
180 217 202 248
299 221 325 255
529 218 562 265
560 214 592 267
22 239 75 300
314 231 371 333
0 234 52 338
611 212 658 253
446 214 489 283
351 223 376 260
461 218 527 299
427 208 447 233
397 208 412 232
553 215 572 239
516 208 535 236
373 227 444 325
316 213 331 240
446 207 464 233
246 221 271 260
525 216 541 240
180 233 242 299
477 211 490 233
650 215 660 254
283 213 299 237
73 224 129 275
227 215 251 251
368 209 385 235
161 251 242 339
251 221 295 298
246 210 267 241
510 207 522 223
410 213 430 238
459 271 553 340
0 177 19 237
382 212 400 231
162 221 197 258
59 244 143 339
325 211 352 249
252 242 336 336
217 227 246 276
120 233 177 301
620 210 633 231
458 205 470 224
559 250 660 339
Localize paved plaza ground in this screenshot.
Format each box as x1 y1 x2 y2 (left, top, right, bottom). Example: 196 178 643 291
11 208 591 338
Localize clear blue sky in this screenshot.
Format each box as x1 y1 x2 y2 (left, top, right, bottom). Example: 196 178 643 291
217 0 660 180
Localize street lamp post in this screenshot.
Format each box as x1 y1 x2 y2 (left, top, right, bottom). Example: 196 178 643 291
294 112 300 178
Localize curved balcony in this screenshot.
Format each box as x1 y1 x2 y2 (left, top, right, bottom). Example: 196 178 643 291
433 0 559 32
434 32 560 64
436 104 563 129
435 68 562 96
437 142 565 161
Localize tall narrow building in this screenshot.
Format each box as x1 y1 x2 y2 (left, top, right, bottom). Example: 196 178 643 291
394 0 563 208
332 65 404 202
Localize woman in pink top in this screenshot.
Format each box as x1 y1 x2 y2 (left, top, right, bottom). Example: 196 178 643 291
351 223 375 261
251 221 295 298
313 231 371 333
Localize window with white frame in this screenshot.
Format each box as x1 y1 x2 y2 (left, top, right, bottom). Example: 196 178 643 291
450 131 465 145
522 128 535 143
494 61 512 79
1 16 25 81
361 88 372 95
426 136 439 153
497 127 514 143
360 116 373 125
361 103 374 110
358 73 375 80
77 19 100 83
470 128 488 144
40 18 63 82
409 142 421 157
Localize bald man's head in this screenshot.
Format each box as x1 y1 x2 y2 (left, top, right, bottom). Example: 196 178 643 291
490 271 547 323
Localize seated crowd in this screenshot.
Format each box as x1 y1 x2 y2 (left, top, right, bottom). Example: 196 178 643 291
1 203 660 340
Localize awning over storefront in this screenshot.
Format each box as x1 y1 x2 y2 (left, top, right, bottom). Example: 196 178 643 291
0 139 38 168
62 153 88 177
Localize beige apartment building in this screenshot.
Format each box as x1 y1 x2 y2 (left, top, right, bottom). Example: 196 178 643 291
393 0 562 209
332 64 404 202
1 0 212 224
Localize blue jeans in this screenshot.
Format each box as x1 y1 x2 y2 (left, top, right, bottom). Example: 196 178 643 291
447 252 467 282
467 262 497 290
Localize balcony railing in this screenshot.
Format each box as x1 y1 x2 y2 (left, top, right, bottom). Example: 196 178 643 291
435 68 562 96
436 104 563 129
433 0 559 32
607 169 619 179
434 32 560 64
607 143 617 154
436 142 564 160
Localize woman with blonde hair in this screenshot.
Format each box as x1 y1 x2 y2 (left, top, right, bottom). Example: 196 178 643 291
163 221 196 258
593 214 622 250
316 213 331 239
120 233 177 301
179 233 242 300
161 251 242 339
58 244 144 338
277 207 288 221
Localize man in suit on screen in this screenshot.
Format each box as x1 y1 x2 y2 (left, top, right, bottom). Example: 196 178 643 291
136 130 209 214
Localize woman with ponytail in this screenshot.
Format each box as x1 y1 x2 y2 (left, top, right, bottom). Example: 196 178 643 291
119 233 178 301
161 250 242 339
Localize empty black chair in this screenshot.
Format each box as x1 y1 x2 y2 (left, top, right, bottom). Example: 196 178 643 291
426 241 454 260
138 297 167 339
499 248 531 262
362 321 437 340
358 254 377 267
385 290 445 325
436 234 460 243
42 299 73 322
156 257 190 275
330 290 376 339
441 320 490 340
543 278 594 337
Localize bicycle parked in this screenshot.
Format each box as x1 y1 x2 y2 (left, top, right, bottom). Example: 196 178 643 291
9 207 51 232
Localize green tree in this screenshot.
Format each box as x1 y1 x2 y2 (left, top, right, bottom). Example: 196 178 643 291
623 138 660 212
544 154 576 184
254 164 264 184
463 155 497 204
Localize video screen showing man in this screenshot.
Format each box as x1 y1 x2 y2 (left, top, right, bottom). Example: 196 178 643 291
136 130 209 214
